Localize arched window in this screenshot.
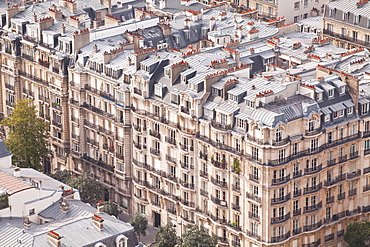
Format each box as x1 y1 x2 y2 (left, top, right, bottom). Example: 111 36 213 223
308 118 315 131
116 235 128 247
94 243 106 247
275 128 282 142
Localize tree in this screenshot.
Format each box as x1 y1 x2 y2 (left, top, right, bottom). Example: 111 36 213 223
182 225 219 247
344 221 370 247
103 201 121 217
67 173 104 204
50 169 73 184
1 100 48 170
154 223 179 247
129 214 148 242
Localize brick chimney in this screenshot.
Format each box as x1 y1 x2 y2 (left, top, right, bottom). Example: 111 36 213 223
48 231 62 247
96 200 104 212
59 199 69 213
92 214 104 230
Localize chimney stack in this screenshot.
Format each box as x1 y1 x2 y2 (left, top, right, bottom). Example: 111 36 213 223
59 199 69 213
13 167 20 177
23 216 31 229
96 200 104 212
48 231 62 247
92 214 104 230
93 43 98 53
61 24 65 34
32 12 37 23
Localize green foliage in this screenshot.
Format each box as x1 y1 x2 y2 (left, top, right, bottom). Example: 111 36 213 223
67 173 104 204
344 221 370 247
233 158 241 173
129 214 148 241
182 225 219 247
0 194 9 209
1 100 48 171
50 169 73 184
154 223 179 247
103 201 121 217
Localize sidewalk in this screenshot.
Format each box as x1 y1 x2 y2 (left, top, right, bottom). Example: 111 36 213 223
118 213 158 246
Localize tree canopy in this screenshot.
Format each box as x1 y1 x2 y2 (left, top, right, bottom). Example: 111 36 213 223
103 201 121 217
344 221 370 247
67 173 104 204
1 100 48 170
50 169 73 184
182 225 219 247
129 214 148 241
154 223 179 247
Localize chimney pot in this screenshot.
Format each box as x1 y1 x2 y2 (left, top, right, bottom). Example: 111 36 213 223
13 167 21 177
92 214 104 230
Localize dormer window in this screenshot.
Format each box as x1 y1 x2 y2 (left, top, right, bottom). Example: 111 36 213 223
316 92 322 101
246 100 255 108
328 89 334 98
165 67 170 77
362 103 369 114
347 107 353 115
236 119 247 130
325 114 330 122
171 93 179 104
154 85 162 97
220 113 227 125
308 118 315 131
340 86 345 94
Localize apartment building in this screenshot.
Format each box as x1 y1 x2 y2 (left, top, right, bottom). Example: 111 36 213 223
242 0 326 23
323 0 370 49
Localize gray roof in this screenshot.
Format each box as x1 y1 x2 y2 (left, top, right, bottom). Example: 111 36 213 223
0 139 11 158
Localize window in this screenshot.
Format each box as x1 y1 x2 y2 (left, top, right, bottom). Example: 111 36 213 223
353 31 358 41
292 143 298 155
362 103 369 114
308 118 315 131
328 89 334 98
294 1 300 9
252 147 259 160
304 0 307 6
278 149 286 162
325 114 330 122
340 86 345 94
310 139 318 152
366 34 370 45
365 140 370 150
348 107 353 115
276 128 282 142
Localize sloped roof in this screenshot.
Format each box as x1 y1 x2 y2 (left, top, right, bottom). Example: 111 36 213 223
0 172 33 195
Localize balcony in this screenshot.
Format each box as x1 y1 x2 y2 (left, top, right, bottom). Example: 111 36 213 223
303 220 322 232
179 179 194 190
165 137 176 145
211 159 227 169
246 192 261 203
22 53 34 61
52 67 59 74
302 239 321 247
211 120 232 131
249 174 259 183
293 208 301 217
180 198 195 208
150 148 160 156
165 155 176 164
87 137 99 146
246 133 269 145
364 167 370 175
149 130 161 139
326 196 334 204
303 201 322 213
232 203 240 212
271 212 290 224
19 71 49 86
5 83 14 90
271 174 290 185
293 170 302 178
81 103 114 119
364 184 370 192
232 184 240 192
6 100 14 107
349 188 357 196
38 59 50 68
365 149 370 156
304 182 322 194
338 155 347 163
133 142 143 150
347 169 361 179
200 170 208 179
337 229 344 238
271 231 290 243
349 151 359 159
210 177 227 188
271 136 290 146
305 127 322 136
168 208 177 215
327 158 336 167
271 193 291 205
304 164 322 175
200 189 208 197
248 212 259 221
337 192 346 200
180 161 194 170
210 195 228 207
82 154 114 172
323 29 370 48
133 87 142 96
292 227 302 236
180 106 190 115
293 189 301 197
246 230 261 241
199 152 208 161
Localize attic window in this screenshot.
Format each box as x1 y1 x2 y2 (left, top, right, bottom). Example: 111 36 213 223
328 89 334 98
171 93 179 104
316 92 322 101
340 86 345 94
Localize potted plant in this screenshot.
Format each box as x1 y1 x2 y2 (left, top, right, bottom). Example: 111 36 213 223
233 158 241 173
190 146 194 151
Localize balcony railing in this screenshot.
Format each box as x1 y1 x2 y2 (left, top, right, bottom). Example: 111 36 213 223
271 136 290 146
271 193 291 205
210 177 227 188
364 184 370 192
272 174 290 185
303 201 322 213
271 212 290 224
293 189 301 197
305 127 322 136
166 155 176 164
326 196 334 204
304 164 322 175
200 189 208 197
232 203 240 212
150 148 160 156
337 229 345 237
323 29 370 48
270 231 290 243
293 170 302 178
327 159 336 167
82 154 114 172
349 188 357 196
249 174 259 183
338 192 346 200
347 169 361 179
303 220 322 232
211 120 232 131
302 239 321 247
292 227 302 235
165 137 176 145
304 182 322 194
246 192 261 203
293 208 301 217
210 195 228 207
149 130 161 139
232 184 240 192
248 212 259 221
200 170 208 178
364 167 370 174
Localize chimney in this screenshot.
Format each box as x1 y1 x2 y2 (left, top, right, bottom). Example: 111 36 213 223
61 24 65 34
48 231 62 247
209 17 216 31
116 1 123 8
32 12 37 22
159 0 166 9
96 200 104 212
23 216 31 229
93 43 98 53
184 18 190 28
13 167 21 177
59 199 69 213
92 214 104 230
